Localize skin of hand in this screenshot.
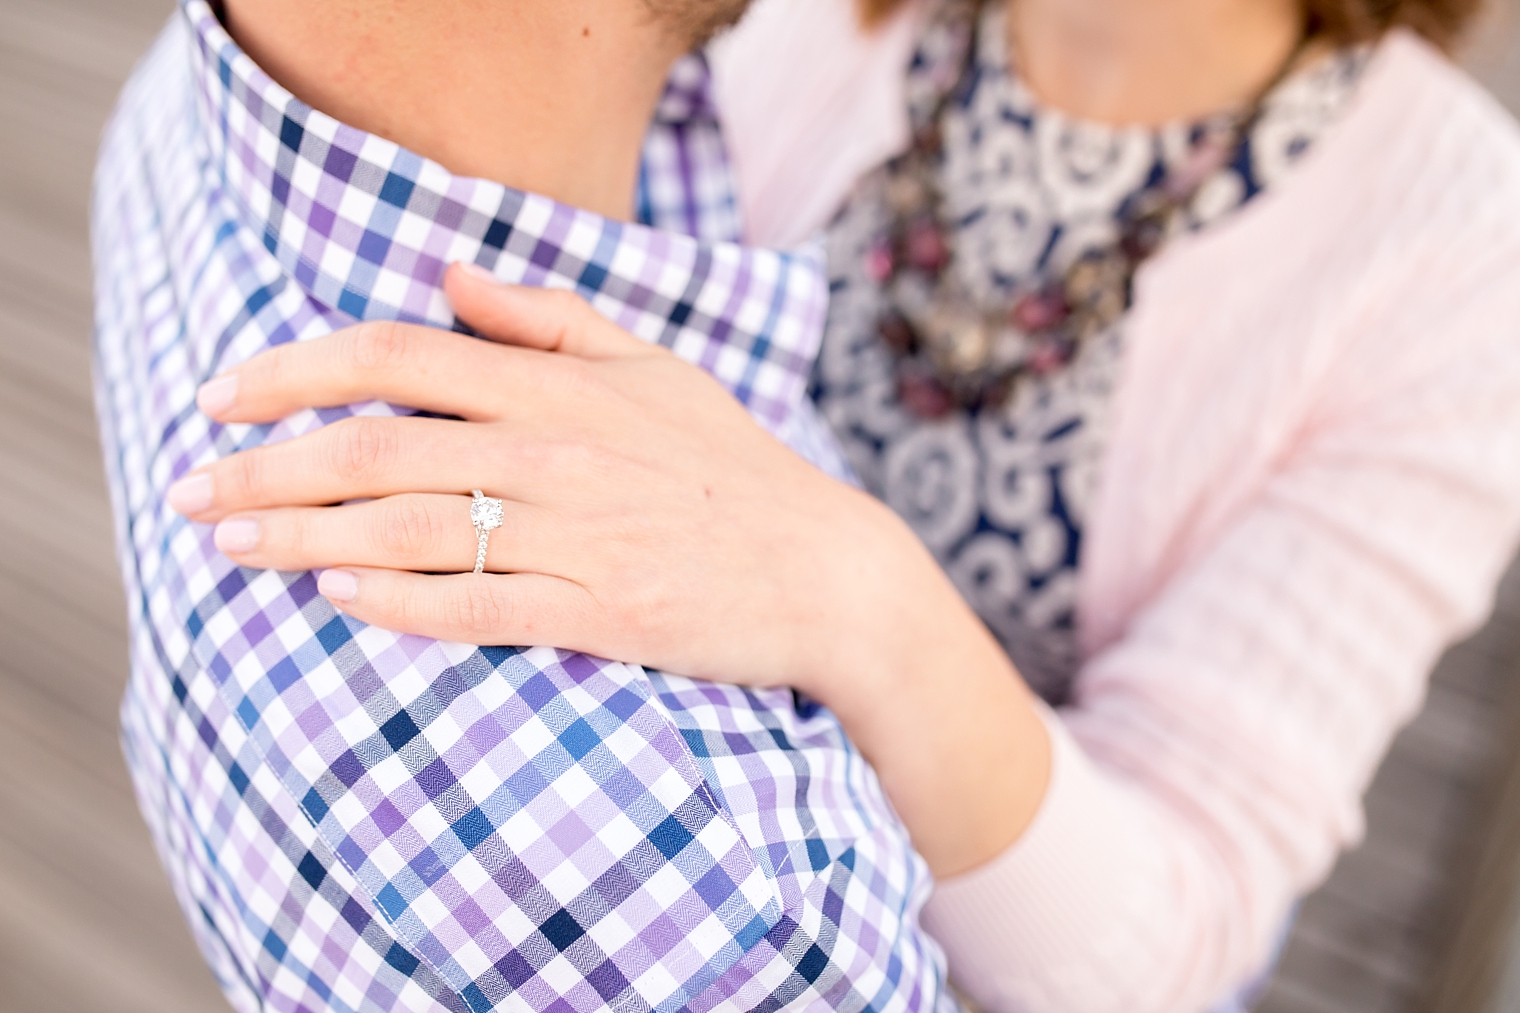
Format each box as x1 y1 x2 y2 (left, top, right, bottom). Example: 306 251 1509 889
168 263 1051 877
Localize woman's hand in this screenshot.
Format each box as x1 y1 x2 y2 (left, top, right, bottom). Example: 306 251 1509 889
168 264 1050 876
172 265 923 699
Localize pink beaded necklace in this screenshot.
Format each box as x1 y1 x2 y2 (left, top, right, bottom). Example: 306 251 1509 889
873 1 1313 418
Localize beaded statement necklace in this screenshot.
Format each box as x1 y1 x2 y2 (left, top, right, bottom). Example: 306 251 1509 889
872 3 1314 418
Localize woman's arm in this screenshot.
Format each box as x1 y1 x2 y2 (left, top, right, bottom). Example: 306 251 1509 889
922 240 1520 1013
170 245 1520 1012
172 265 1054 878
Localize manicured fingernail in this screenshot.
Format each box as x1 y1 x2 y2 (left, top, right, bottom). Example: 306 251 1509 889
167 473 214 515
214 518 260 554
319 569 359 603
197 373 239 415
453 261 499 285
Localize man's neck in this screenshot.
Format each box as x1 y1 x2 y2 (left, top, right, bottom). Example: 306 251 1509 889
222 0 686 220
1009 0 1307 125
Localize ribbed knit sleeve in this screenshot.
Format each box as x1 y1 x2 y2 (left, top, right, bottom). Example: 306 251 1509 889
918 38 1520 1010
716 7 1520 1010
927 373 1520 1010
923 705 1195 1010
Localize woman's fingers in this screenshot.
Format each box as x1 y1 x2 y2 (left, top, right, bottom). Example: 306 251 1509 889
446 264 660 360
168 416 510 522
197 319 564 424
194 268 663 427
317 566 599 649
211 494 559 575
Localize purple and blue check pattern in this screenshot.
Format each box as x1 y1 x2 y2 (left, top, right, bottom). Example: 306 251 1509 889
91 4 951 1013
638 55 744 244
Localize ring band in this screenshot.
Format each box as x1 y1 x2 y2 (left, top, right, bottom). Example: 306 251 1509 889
469 490 504 575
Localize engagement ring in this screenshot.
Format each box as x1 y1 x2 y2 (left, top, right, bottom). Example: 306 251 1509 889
469 490 504 574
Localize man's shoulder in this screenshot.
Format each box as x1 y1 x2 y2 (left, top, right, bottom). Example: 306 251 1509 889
97 11 195 194
88 9 946 1005
93 8 213 325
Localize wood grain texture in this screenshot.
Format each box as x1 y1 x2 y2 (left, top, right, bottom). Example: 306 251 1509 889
1256 568 1520 1013
1254 13 1520 1011
1 2 1518 1012
0 1 226 1011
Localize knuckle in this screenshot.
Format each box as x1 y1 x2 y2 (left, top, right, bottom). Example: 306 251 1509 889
220 448 263 504
565 435 622 480
380 579 418 629
548 356 590 391
541 289 594 351
614 586 668 634
374 498 443 561
542 288 589 321
346 321 414 377
530 433 591 478
260 343 295 390
236 349 276 399
274 509 309 562
536 357 606 405
443 584 511 637
327 418 397 483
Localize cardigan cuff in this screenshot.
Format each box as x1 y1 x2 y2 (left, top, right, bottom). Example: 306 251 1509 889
920 702 1167 1012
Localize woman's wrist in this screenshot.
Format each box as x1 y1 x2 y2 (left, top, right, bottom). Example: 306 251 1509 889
799 492 1054 877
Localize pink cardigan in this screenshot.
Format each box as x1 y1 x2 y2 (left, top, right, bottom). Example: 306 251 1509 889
712 8 1520 1011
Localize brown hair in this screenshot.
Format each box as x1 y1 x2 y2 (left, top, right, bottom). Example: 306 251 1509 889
857 0 1485 51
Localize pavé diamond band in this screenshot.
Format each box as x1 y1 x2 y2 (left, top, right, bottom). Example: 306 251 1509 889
469 490 504 575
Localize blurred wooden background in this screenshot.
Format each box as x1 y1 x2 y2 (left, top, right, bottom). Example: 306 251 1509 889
2 1 1520 1011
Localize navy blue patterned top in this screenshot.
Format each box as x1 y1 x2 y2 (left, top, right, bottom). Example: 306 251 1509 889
813 2 1367 702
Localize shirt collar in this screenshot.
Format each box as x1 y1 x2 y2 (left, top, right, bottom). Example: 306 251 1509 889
182 0 824 427
651 48 723 126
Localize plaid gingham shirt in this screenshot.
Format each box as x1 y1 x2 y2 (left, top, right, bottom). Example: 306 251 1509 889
90 5 951 1013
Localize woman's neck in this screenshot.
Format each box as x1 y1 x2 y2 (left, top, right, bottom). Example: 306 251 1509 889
1007 0 1307 125
222 0 687 220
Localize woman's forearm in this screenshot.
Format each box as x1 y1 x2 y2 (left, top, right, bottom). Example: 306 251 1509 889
803 499 1052 878
181 267 1055 879
844 618 1052 878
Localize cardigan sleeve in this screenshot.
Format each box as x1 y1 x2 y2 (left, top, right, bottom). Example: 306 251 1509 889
713 11 1520 1008
921 214 1520 1011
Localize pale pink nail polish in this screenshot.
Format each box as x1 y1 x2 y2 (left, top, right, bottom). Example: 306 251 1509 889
319 569 359 603
214 518 260 554
197 373 239 415
453 261 498 284
167 473 214 515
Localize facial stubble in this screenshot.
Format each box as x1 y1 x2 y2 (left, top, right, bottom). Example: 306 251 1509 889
643 0 754 46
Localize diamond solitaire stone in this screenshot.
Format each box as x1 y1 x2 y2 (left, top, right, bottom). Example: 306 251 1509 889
469 490 504 575
471 495 504 531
